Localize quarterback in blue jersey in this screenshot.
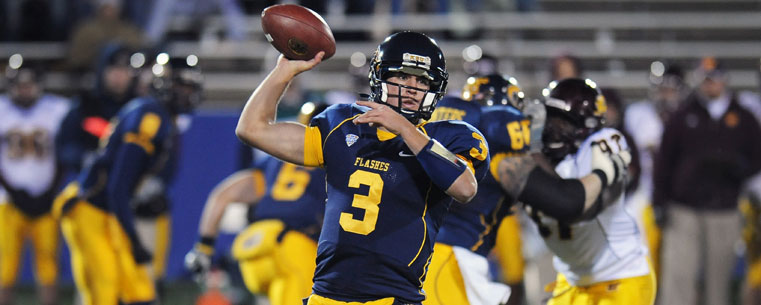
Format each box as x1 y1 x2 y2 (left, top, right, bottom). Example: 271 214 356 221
424 74 634 305
52 54 203 305
236 31 490 304
185 102 329 305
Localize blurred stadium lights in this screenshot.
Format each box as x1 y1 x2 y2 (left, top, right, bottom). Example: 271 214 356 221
462 45 483 63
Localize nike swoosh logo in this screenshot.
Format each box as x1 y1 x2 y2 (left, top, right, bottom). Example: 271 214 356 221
398 151 415 157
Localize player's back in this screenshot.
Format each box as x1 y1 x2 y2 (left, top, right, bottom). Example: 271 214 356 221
309 103 488 302
535 128 650 286
76 97 174 211
251 155 326 240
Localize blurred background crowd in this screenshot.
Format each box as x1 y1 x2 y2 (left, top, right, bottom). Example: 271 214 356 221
1 0 761 304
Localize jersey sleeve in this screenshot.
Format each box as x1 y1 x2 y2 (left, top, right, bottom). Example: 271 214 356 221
430 120 491 182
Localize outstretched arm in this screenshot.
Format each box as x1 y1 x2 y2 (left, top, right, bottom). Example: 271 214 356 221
498 145 628 222
186 168 264 282
197 169 262 239
235 53 324 165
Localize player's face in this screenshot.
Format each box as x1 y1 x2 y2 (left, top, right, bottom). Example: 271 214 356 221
542 114 580 162
10 80 40 108
384 72 431 110
104 64 132 96
700 77 725 99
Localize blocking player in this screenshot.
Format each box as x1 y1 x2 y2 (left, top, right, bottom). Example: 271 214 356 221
423 74 632 305
185 102 329 305
236 31 490 304
528 78 654 305
52 54 203 305
0 56 70 305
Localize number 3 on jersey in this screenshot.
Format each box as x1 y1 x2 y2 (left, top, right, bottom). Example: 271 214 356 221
340 170 383 235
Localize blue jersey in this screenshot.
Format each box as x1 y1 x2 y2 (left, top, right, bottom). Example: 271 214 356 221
303 103 489 302
250 155 327 240
74 97 175 258
432 97 531 257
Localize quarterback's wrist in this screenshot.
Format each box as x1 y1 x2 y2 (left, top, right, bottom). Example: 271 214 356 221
416 139 468 190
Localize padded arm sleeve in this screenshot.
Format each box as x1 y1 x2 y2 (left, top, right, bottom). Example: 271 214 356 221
517 167 585 222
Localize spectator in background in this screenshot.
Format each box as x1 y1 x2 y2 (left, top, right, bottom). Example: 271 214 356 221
655 57 761 305
66 0 145 72
0 56 70 305
623 61 687 279
549 54 583 82
144 0 248 44
57 43 137 176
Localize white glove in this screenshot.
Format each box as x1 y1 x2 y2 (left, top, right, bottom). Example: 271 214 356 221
590 141 631 187
184 245 212 284
522 99 546 153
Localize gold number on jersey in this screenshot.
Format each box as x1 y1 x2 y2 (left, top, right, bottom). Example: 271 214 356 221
469 132 488 161
506 120 531 150
340 170 383 235
271 163 312 201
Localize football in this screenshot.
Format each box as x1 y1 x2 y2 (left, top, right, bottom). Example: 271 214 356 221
261 4 336 61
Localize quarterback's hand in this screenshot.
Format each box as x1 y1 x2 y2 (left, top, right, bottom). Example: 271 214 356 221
185 245 213 283
275 52 324 78
353 100 416 135
590 142 631 187
522 99 546 153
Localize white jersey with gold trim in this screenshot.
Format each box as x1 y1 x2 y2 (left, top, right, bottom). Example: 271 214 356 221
0 94 70 196
538 127 650 286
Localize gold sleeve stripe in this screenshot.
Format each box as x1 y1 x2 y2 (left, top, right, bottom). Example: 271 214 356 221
456 154 475 174
139 113 162 138
303 126 324 167
251 169 266 198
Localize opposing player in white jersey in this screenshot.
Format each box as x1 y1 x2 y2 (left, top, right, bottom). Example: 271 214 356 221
537 78 654 305
0 56 70 305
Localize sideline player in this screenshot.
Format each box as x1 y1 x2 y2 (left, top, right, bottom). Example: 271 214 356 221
0 56 70 305
52 54 203 305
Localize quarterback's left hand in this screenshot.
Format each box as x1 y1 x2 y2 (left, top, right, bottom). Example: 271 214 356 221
353 101 415 135
590 142 631 187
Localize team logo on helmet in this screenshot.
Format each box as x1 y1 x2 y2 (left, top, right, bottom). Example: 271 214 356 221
402 53 431 70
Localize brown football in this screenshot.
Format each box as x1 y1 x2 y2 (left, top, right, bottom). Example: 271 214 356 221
261 4 336 61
